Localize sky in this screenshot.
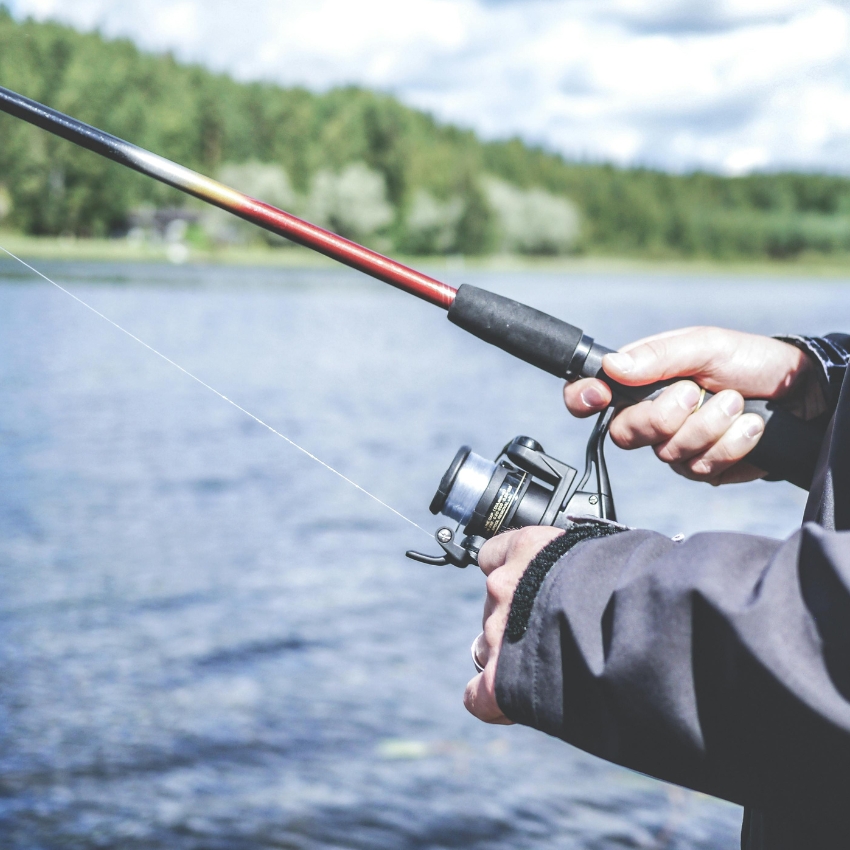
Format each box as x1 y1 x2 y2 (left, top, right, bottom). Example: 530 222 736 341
7 0 850 175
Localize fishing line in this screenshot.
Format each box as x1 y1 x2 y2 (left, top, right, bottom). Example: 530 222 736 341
0 244 430 537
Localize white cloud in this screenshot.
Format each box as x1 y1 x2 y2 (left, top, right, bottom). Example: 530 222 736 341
7 0 850 174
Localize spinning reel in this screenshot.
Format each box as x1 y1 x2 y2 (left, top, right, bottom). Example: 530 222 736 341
407 408 616 568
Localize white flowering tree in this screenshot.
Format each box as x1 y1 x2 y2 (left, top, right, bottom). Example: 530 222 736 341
403 189 464 254
306 162 394 241
483 177 580 255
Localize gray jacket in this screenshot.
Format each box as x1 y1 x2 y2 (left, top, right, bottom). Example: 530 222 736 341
495 335 850 850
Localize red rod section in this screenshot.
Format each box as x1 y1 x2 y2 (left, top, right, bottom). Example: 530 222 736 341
242 196 457 308
0 85 458 309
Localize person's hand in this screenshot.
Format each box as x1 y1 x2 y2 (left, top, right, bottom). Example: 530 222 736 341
564 327 821 485
464 526 563 724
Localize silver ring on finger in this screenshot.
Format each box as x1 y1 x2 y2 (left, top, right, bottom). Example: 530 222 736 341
471 633 486 673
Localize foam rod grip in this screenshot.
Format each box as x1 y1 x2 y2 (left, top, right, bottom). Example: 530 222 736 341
447 284 585 378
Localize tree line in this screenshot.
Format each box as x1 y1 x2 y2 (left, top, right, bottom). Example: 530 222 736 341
2 8 850 260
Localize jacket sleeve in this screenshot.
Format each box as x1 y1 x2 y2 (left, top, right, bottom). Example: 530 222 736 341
495 523 850 813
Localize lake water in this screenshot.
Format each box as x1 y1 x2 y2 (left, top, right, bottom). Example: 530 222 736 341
0 258 843 849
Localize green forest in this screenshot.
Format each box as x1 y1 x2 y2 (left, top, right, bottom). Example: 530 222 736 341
2 7 850 260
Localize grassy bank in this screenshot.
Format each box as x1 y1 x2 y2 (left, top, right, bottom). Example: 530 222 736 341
3 231 850 279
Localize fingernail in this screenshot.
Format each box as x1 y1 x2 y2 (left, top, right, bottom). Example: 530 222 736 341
605 352 634 375
719 392 744 417
677 383 701 412
742 417 764 440
580 385 606 408
693 459 710 474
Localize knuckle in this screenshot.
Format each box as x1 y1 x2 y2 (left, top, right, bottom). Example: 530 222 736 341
707 440 737 465
647 403 677 439
609 411 641 447
476 539 501 573
718 389 744 416
655 440 683 463
643 338 670 363
608 421 632 448
506 525 537 554
485 570 511 600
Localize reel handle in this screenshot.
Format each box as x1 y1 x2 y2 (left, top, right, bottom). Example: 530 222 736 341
448 284 824 489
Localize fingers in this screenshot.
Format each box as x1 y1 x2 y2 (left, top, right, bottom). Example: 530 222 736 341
464 669 512 724
477 530 514 576
654 389 743 463
472 631 489 668
564 378 613 418
464 625 512 724
606 383 768 483
464 631 510 724
565 329 812 440
562 326 803 487
703 459 767 486
653 393 766 482
467 527 564 725
477 525 564 577
608 381 702 449
669 412 766 482
471 618 506 673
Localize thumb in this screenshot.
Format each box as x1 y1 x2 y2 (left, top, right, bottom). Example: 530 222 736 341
477 532 512 577
602 329 716 388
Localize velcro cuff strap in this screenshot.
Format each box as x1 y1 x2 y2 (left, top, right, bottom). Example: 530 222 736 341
505 522 625 643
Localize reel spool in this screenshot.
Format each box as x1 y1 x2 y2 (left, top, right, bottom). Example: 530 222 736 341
407 409 616 568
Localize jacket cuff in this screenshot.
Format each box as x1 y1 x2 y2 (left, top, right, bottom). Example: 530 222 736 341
777 334 850 412
505 520 625 643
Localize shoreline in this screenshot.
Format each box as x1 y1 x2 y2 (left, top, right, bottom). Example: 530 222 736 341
2 231 850 279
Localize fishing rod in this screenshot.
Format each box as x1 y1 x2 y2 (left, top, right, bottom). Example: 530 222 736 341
0 85 823 565
0 86 455 309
